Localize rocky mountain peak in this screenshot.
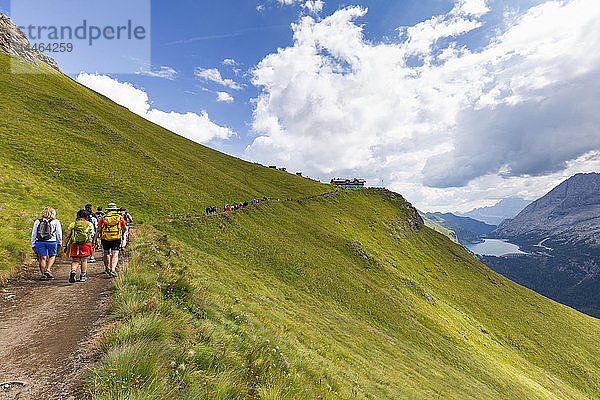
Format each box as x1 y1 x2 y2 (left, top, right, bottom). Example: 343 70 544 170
493 173 600 245
0 11 60 71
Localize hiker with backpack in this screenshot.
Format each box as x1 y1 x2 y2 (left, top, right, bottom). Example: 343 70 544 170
85 204 98 220
119 207 133 225
118 208 133 248
93 203 127 278
84 205 98 262
31 207 63 281
63 210 95 283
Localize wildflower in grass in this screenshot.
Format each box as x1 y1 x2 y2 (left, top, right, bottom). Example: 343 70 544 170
170 361 176 367
188 349 195 357
178 363 186 371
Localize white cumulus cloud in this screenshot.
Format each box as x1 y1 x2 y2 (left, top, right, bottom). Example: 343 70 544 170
303 0 324 14
216 91 234 103
246 0 600 210
268 0 324 13
195 67 242 90
76 73 235 143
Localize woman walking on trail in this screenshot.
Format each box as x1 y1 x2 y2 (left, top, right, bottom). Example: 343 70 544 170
31 207 62 281
63 210 95 283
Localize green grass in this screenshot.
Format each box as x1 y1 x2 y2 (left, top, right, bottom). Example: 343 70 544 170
4 52 600 399
87 226 339 400
0 159 83 281
143 189 600 399
89 190 600 399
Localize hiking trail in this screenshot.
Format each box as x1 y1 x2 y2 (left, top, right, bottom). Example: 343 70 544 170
0 190 343 399
0 248 118 399
163 189 341 222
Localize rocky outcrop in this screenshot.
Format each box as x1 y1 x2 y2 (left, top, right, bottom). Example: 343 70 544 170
0 12 60 71
492 173 600 245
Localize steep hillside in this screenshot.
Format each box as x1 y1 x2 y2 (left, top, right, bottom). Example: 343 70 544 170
459 198 530 226
0 51 330 280
423 212 495 244
90 189 600 399
493 173 600 245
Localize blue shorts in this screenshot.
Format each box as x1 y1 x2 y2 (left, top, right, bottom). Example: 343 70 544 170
35 241 58 257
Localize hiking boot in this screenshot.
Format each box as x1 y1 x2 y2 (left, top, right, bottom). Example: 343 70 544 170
69 271 76 283
79 274 87 282
44 270 54 279
103 267 110 275
108 270 118 278
40 275 48 281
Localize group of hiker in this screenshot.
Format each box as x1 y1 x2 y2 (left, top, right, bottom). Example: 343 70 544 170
206 196 273 216
31 203 132 283
225 201 249 212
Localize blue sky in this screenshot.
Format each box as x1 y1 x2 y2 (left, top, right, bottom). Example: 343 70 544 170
3 0 600 212
2 0 479 147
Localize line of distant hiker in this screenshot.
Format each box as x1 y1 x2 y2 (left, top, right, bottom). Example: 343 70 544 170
205 196 273 215
31 203 133 283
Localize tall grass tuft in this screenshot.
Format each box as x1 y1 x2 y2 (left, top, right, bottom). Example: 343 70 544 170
86 341 174 400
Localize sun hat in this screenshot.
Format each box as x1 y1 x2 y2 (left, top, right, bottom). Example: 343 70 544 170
106 202 118 211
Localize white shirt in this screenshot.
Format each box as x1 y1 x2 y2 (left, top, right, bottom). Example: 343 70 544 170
31 219 63 246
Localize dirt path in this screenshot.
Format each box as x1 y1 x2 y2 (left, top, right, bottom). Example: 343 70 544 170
162 190 341 222
0 251 113 399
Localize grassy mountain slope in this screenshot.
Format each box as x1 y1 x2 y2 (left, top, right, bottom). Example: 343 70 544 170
3 54 600 399
420 211 496 245
0 53 330 280
419 213 460 243
91 189 600 399
153 190 600 398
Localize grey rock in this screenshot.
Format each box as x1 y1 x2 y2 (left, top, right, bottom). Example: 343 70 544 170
0 12 60 71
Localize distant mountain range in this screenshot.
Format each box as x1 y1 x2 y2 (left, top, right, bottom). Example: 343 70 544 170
492 173 600 245
421 212 496 245
458 198 531 226
484 173 600 317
